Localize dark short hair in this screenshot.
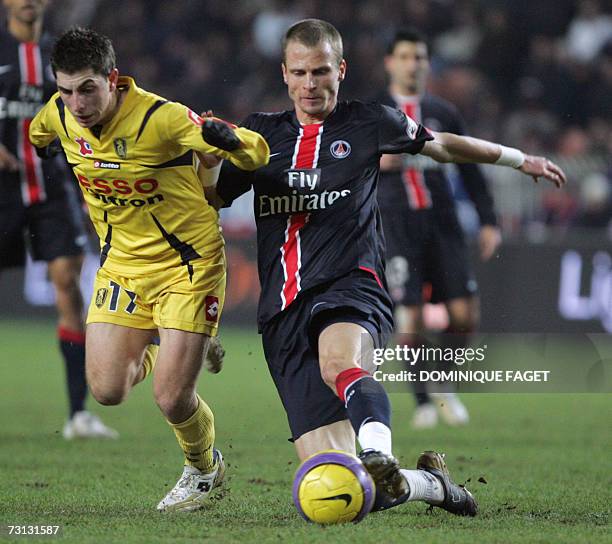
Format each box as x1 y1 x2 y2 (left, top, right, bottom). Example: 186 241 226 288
386 27 429 56
51 27 116 77
282 18 343 66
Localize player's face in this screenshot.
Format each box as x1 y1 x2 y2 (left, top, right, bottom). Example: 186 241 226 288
385 41 429 95
2 0 48 24
282 40 346 123
56 68 119 128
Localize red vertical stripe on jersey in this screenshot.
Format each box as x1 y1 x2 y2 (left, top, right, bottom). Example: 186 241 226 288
280 123 323 309
402 102 430 209
21 119 42 203
280 213 309 309
24 42 38 84
19 43 45 205
294 123 321 168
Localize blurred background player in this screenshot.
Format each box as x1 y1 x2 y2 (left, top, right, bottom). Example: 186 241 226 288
0 0 117 439
378 28 502 429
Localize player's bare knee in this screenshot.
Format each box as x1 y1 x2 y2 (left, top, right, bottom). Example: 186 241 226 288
320 358 357 390
89 383 127 406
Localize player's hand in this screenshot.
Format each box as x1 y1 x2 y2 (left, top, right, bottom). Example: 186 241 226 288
519 155 567 188
380 153 402 171
197 111 223 168
478 224 501 261
0 143 19 171
203 336 225 374
201 118 242 152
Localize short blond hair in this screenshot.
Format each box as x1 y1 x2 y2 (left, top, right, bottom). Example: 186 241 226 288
282 18 343 66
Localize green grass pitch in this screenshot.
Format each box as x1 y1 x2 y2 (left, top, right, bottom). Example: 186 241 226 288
0 319 610 543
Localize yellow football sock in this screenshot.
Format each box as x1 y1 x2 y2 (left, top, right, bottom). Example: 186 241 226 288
169 395 215 472
138 344 158 383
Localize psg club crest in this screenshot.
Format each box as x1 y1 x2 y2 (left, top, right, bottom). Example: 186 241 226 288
113 138 128 159
330 140 351 159
95 288 108 308
75 136 93 156
205 295 219 322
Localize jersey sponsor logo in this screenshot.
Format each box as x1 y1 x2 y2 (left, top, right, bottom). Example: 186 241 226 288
259 167 351 216
329 139 351 159
93 160 121 170
259 189 351 216
113 138 128 159
95 288 108 308
77 174 164 207
258 189 351 217
75 137 93 156
205 295 219 322
0 97 43 119
287 168 320 190
18 84 43 102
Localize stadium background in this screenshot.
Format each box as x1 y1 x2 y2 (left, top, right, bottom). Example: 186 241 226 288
1 2 611 542
3 0 611 332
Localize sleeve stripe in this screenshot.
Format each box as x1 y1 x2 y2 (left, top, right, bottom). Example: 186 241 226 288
138 150 193 169
136 99 168 142
54 97 69 137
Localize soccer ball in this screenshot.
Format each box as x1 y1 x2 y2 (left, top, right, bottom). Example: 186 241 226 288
292 449 375 524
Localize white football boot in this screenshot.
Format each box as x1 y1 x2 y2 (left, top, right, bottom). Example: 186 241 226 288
63 411 119 440
431 393 470 426
157 449 225 512
411 403 438 429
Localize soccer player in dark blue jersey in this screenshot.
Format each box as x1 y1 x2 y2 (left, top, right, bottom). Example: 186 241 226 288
203 18 565 516
378 28 501 429
0 0 117 439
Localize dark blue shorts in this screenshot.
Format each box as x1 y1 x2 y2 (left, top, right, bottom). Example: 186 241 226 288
0 197 84 269
381 207 478 306
261 269 393 441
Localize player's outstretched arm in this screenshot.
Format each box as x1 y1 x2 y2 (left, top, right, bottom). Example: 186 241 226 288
420 131 566 188
198 116 269 171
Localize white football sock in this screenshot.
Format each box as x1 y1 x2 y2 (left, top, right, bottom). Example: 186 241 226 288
400 469 444 504
357 421 392 455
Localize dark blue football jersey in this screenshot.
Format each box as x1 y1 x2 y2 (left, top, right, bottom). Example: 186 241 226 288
217 100 432 327
376 92 496 226
0 30 66 206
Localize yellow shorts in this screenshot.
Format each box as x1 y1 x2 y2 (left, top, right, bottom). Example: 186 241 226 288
86 251 226 336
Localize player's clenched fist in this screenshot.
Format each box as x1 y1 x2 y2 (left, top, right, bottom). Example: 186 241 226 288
201 119 242 151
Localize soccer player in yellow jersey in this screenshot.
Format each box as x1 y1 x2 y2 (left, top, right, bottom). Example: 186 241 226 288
29 27 269 512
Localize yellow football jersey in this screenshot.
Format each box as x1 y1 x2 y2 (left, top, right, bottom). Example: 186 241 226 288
29 76 269 275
